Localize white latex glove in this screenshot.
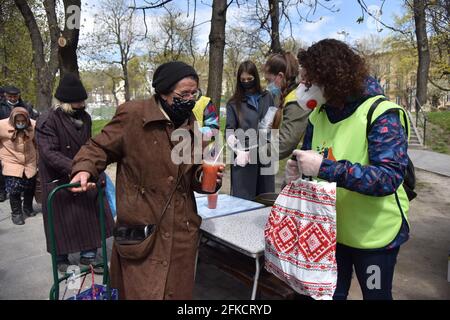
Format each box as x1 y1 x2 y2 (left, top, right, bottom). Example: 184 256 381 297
293 150 324 177
235 150 250 167
227 134 238 151
285 159 301 184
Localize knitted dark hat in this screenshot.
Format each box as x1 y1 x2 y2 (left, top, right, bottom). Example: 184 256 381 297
4 86 21 95
152 61 198 94
55 73 88 103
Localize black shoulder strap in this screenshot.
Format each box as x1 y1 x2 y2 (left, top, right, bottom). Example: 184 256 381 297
366 97 387 137
366 97 409 138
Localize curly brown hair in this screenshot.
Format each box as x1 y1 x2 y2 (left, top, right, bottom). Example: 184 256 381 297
297 39 369 107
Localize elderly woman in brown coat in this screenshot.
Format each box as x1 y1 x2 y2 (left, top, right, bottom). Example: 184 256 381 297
35 73 114 274
70 61 224 300
0 107 37 225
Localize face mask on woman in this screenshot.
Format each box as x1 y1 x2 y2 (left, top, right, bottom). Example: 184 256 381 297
267 82 282 100
160 96 196 127
296 83 326 111
241 80 256 90
15 123 27 130
172 97 196 121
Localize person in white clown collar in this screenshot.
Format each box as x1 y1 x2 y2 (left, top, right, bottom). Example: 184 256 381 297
286 39 410 300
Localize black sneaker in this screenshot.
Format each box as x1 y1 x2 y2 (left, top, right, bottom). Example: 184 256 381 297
0 192 7 202
79 257 104 275
11 214 25 225
23 207 37 217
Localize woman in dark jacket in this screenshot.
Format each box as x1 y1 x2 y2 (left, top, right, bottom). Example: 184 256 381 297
35 73 114 273
226 60 276 200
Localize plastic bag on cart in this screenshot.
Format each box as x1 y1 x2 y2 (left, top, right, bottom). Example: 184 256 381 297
264 177 337 300
67 284 119 300
104 174 117 219
65 266 118 300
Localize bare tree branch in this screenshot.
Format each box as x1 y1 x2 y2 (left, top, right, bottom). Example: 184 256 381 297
356 0 407 34
429 77 450 91
130 0 173 10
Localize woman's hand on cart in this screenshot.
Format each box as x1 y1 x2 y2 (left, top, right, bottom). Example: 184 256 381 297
70 171 96 192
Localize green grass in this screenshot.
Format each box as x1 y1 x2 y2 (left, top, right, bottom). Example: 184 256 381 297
426 111 450 155
92 120 109 136
427 111 450 132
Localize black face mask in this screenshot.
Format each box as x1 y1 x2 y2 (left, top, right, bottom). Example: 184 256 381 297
161 97 195 127
241 80 256 90
72 107 86 119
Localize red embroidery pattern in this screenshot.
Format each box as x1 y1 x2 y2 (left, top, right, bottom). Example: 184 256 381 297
265 179 337 299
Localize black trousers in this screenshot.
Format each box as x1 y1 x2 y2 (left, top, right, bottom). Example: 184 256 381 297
333 243 400 300
0 163 5 194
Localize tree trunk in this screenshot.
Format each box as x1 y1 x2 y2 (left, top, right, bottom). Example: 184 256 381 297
14 0 58 110
122 63 131 101
15 0 82 110
58 0 80 78
36 78 54 111
15 0 60 110
269 0 282 54
0 3 7 79
111 79 119 107
413 0 430 112
207 0 228 110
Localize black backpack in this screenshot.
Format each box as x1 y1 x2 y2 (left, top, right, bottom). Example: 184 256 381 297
366 97 417 201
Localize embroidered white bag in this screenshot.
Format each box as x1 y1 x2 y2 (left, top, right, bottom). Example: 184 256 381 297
264 178 337 300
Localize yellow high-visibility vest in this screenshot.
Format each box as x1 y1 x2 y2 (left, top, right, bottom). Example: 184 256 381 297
193 96 211 127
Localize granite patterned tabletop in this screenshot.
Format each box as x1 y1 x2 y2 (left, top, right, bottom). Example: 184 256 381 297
200 207 272 256
196 194 266 220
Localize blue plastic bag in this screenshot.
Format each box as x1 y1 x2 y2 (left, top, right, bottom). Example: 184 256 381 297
67 284 119 300
105 174 117 219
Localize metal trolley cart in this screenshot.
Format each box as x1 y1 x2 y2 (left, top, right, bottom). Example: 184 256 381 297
47 182 115 300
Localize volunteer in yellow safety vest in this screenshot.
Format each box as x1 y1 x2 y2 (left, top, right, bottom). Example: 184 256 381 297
286 39 410 300
192 94 220 141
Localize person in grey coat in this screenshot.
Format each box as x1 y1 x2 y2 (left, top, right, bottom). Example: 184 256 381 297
226 60 276 200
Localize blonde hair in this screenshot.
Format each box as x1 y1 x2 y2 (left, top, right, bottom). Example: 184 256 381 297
53 99 74 113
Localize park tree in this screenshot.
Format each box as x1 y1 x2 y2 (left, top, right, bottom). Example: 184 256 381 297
356 0 449 111
13 0 81 110
206 0 230 109
250 0 339 55
425 0 449 92
83 0 143 102
0 0 36 105
149 6 197 65
412 0 430 110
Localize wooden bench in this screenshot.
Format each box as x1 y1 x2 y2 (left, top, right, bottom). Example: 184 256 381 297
198 241 297 299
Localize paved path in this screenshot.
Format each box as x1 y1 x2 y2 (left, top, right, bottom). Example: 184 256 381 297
409 149 450 177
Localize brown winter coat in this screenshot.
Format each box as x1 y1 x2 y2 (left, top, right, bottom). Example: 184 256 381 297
71 96 214 300
0 108 37 178
35 107 114 255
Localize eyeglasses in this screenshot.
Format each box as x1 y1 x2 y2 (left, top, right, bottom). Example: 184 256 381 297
174 89 202 101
